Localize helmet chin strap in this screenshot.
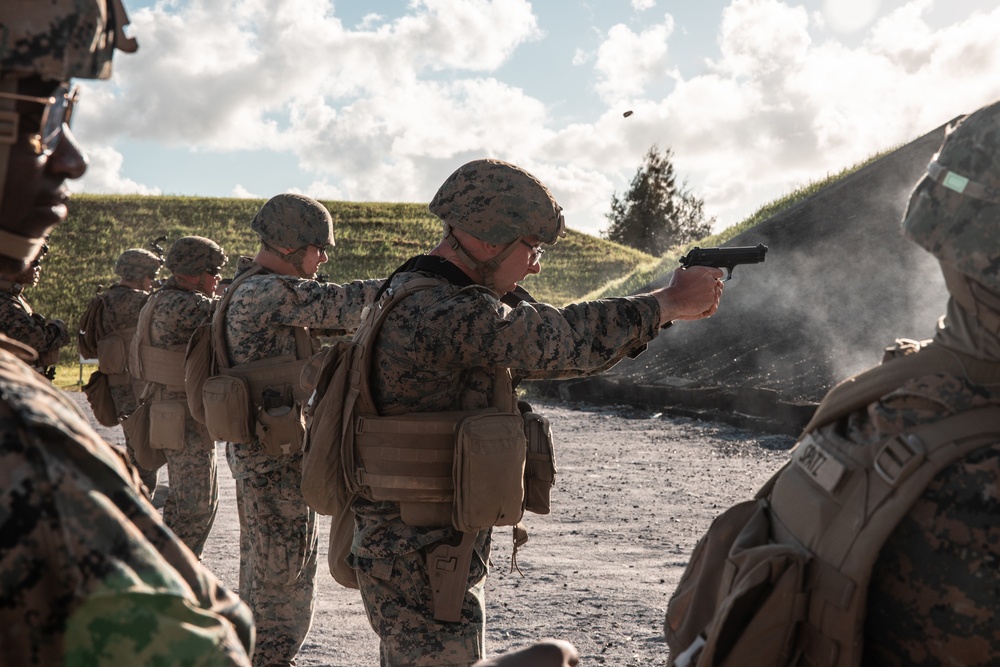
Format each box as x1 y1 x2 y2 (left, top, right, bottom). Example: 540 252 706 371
445 229 521 292
0 229 47 268
262 241 309 276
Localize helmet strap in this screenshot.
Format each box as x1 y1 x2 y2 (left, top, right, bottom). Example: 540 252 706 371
262 240 308 276
175 273 212 295
445 230 521 292
0 229 46 268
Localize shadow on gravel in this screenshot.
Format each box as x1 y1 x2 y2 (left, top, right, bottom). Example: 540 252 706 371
533 119 957 436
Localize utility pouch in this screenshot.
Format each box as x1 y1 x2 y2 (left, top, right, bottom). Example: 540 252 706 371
148 401 188 451
256 386 305 457
202 374 254 444
121 398 166 469
452 412 526 533
83 369 119 427
96 332 130 375
522 411 556 515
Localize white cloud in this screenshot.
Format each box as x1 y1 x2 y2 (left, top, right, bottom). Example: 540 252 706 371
231 185 260 199
822 0 881 34
73 146 161 196
631 0 657 11
592 16 675 104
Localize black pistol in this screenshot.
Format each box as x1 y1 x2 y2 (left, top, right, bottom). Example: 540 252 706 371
679 243 768 281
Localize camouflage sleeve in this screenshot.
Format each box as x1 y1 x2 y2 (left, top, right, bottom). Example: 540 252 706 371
259 277 383 333
0 301 51 354
405 288 661 377
0 353 253 665
150 291 214 348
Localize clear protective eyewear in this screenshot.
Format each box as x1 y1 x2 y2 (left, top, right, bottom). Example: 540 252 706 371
0 84 80 156
519 239 545 266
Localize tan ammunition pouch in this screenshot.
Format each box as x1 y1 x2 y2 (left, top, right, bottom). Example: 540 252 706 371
82 369 119 427
97 326 135 376
201 262 314 453
120 390 167 470
354 405 527 531
353 354 527 530
130 291 187 389
522 410 556 515
148 399 188 450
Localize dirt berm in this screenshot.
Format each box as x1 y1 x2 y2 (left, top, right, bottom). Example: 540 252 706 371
535 120 957 436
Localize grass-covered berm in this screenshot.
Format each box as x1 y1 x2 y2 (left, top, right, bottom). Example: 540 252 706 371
37 194 657 373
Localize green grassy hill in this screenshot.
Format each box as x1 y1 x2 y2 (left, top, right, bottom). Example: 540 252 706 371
30 194 656 370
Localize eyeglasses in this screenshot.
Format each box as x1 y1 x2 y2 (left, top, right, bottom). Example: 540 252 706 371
519 239 545 266
0 84 80 156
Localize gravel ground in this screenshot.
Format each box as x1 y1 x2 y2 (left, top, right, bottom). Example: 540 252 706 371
71 393 796 666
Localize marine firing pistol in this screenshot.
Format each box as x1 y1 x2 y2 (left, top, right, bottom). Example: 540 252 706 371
679 243 768 282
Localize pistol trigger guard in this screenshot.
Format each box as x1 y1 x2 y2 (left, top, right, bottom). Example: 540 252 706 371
721 268 733 282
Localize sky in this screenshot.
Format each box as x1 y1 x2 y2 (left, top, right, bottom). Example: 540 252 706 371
73 0 1000 238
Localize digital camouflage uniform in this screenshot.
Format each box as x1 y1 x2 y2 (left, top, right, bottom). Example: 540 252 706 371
817 373 1000 665
0 278 70 376
357 269 660 665
86 282 160 490
222 194 383 666
0 334 255 665
137 275 219 556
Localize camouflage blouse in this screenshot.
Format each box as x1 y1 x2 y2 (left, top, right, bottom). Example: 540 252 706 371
0 337 254 665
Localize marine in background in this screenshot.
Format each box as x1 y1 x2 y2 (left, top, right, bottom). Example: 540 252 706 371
130 235 227 557
0 242 70 380
78 247 165 493
215 193 383 666
0 1 253 663
351 158 723 666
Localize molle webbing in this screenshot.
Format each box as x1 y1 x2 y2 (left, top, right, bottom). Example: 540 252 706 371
355 410 499 503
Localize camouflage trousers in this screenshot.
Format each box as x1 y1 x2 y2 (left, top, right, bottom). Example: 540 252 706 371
159 403 218 558
233 459 318 667
110 379 160 493
354 531 491 667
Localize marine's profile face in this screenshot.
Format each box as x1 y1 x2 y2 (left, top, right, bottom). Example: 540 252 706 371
491 235 542 295
300 244 329 279
0 76 87 276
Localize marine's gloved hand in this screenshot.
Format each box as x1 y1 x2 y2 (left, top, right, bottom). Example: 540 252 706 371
473 639 580 667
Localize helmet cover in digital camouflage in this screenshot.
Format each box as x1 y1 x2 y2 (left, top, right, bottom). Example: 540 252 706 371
429 159 566 245
250 193 335 250
902 99 1000 293
115 248 162 280
165 236 227 276
0 0 138 82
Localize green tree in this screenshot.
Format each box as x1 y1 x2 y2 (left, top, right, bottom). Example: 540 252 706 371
604 145 715 255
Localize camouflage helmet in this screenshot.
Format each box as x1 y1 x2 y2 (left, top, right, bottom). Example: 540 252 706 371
429 159 566 245
114 248 162 279
250 193 334 250
165 236 227 276
0 0 138 82
901 99 1000 293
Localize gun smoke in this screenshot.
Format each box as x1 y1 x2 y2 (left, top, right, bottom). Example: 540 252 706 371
600 120 952 412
